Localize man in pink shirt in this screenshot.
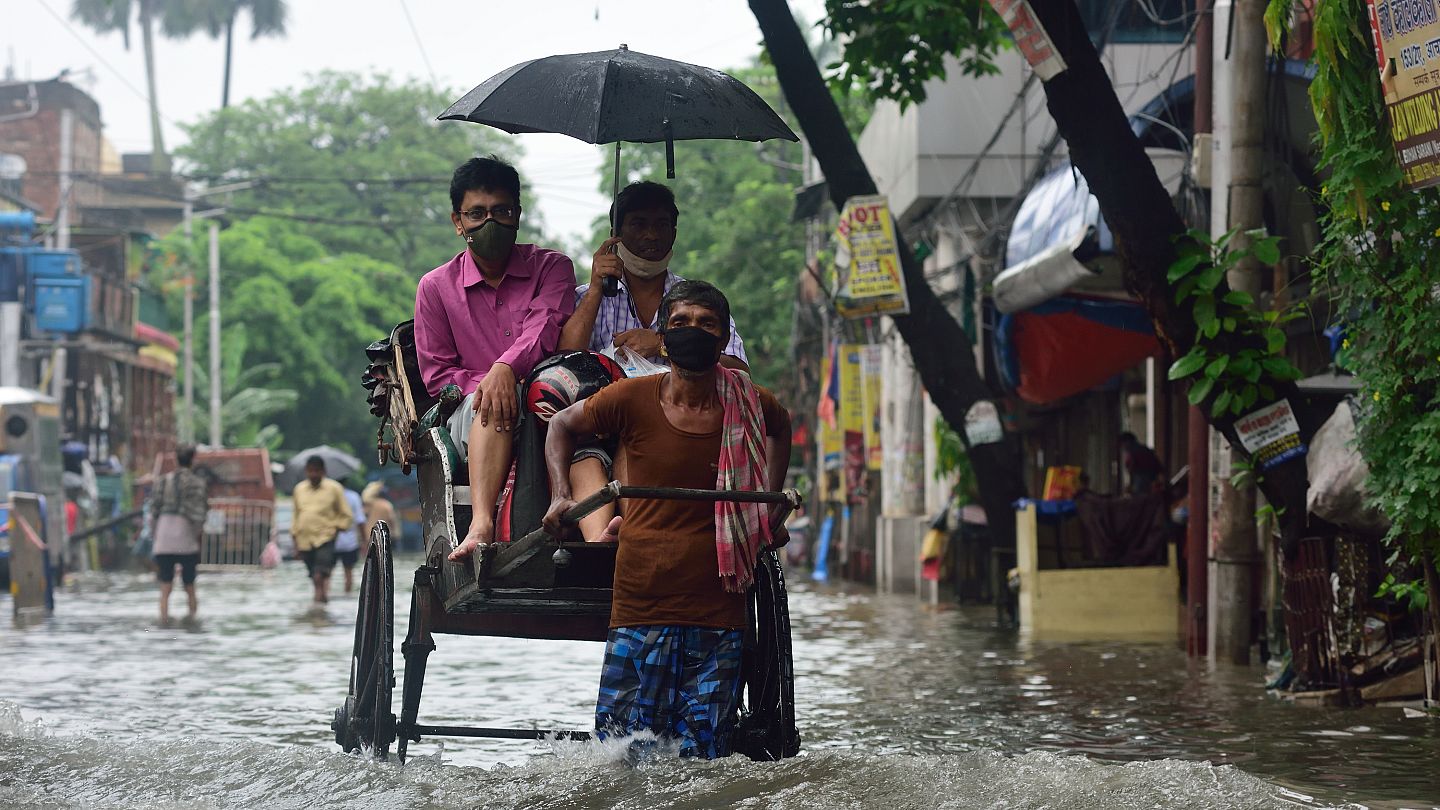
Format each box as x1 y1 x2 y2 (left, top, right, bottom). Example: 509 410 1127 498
414 156 576 560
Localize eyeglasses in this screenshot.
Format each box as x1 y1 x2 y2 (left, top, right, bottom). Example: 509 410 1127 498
458 204 520 223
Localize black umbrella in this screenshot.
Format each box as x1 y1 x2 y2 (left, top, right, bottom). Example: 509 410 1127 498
440 45 799 293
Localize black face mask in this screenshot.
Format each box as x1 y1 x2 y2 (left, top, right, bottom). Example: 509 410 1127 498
464 219 518 262
662 326 724 372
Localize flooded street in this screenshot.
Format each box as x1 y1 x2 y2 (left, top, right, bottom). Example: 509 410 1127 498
2 557 1437 809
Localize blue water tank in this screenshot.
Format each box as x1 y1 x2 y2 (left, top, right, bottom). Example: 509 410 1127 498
27 250 80 278
0 211 35 238
0 248 20 302
32 275 89 333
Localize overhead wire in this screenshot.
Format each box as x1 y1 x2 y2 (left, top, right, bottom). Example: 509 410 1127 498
917 0 1206 289
29 0 177 126
396 0 442 92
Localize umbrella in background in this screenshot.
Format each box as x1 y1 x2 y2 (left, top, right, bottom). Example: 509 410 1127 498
280 445 361 490
440 44 799 294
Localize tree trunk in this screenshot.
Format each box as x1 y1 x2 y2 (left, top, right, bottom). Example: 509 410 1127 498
1026 0 1312 557
749 0 1029 553
139 0 170 176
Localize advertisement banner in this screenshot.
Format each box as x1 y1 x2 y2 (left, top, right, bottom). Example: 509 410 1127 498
1367 0 1440 188
861 345 884 471
1234 399 1308 470
987 0 1068 80
834 195 911 319
839 345 867 501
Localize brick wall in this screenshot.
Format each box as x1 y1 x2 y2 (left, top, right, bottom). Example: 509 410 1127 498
0 80 104 219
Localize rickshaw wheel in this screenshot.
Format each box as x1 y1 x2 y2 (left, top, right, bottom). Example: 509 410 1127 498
733 550 800 761
332 521 396 759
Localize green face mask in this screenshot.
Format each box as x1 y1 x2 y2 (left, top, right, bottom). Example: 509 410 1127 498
464 219 518 262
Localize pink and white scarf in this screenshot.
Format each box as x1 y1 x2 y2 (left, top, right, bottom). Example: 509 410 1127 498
714 366 772 593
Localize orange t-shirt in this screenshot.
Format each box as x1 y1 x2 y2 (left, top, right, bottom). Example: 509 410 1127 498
584 374 786 629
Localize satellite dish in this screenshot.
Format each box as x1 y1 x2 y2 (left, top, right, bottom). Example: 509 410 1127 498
0 153 26 180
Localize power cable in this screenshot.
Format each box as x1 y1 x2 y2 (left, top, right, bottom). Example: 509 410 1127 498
30 0 174 125
396 0 442 92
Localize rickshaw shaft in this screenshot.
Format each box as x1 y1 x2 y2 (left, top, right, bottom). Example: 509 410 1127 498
408 723 593 741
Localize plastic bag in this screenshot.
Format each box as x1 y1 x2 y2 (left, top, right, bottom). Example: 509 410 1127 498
1307 399 1389 535
603 345 668 378
259 539 281 569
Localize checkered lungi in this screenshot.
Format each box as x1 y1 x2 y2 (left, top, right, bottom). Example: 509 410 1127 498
595 625 743 759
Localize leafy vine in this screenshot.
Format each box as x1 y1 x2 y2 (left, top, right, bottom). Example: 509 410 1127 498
1165 228 1304 418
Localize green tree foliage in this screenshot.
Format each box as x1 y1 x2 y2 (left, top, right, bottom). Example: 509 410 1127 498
1308 2 1440 569
177 71 539 273
183 322 297 450
154 216 416 457
819 0 1010 105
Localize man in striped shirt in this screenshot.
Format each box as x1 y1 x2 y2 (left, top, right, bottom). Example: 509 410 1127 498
559 182 748 370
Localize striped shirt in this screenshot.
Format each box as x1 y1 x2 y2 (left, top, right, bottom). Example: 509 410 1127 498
575 272 748 363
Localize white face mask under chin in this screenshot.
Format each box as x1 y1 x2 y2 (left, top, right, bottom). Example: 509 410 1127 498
616 243 671 279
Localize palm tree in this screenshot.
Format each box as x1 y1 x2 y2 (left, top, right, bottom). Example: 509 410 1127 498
70 0 177 175
164 0 288 109
184 323 297 450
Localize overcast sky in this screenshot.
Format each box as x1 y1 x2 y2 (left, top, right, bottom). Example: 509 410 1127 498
6 0 823 242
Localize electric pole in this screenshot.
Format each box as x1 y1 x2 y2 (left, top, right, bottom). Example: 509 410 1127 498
1212 0 1268 666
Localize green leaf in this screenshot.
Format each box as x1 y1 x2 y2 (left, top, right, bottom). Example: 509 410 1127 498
1253 237 1282 264
1241 384 1259 408
1194 295 1217 327
1174 278 1198 305
1264 327 1286 354
1223 290 1255 308
1168 350 1207 380
1204 319 1221 339
1188 376 1216 405
1205 355 1230 379
1222 316 1238 332
1212 389 1234 417
1197 265 1227 291
1167 253 1205 283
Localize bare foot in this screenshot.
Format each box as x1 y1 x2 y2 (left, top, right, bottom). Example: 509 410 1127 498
591 516 623 543
449 530 492 562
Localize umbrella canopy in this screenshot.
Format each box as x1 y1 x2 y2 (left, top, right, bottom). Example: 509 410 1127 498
439 46 798 146
280 445 362 490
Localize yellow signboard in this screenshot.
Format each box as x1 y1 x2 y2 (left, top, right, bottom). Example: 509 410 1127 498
838 345 867 501
861 345 883 471
1369 1 1440 188
834 195 910 319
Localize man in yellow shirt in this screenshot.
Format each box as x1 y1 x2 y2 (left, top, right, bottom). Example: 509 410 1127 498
291 455 353 605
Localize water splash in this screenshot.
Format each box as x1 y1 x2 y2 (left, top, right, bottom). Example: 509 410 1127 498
0 702 1331 810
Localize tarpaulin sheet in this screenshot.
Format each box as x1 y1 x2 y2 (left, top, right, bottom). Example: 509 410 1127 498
995 296 1161 404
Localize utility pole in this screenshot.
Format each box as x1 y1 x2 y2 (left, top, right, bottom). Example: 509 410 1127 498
208 221 221 448
51 108 74 410
1211 0 1267 665
1188 0 1213 658
181 197 194 444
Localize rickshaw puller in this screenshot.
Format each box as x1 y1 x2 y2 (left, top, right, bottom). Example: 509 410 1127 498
542 280 790 759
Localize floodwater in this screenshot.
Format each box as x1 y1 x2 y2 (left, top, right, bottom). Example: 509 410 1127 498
1 557 1436 809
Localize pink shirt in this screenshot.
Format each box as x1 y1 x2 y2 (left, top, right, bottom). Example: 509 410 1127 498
414 244 577 396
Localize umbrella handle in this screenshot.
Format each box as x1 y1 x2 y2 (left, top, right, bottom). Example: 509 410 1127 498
604 140 622 297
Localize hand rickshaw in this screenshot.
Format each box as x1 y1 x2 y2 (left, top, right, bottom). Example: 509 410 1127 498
332 321 801 762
